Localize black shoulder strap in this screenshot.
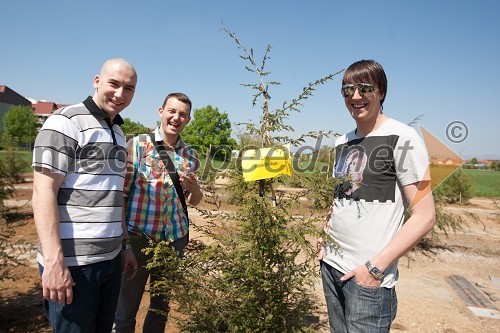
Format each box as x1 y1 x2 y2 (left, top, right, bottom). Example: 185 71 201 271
149 133 189 220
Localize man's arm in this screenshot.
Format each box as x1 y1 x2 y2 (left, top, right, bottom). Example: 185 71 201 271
371 180 436 270
32 167 75 304
341 180 436 286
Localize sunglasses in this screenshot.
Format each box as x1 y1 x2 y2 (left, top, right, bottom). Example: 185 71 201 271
341 83 375 98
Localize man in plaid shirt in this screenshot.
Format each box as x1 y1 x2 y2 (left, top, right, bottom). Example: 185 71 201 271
113 92 203 333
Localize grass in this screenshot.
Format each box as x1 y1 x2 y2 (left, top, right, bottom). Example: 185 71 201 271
430 165 500 198
0 150 33 173
463 169 500 197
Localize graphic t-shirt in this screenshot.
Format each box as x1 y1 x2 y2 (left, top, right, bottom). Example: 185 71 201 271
322 118 429 288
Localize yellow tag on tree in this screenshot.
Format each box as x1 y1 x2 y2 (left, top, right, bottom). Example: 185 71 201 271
241 145 293 181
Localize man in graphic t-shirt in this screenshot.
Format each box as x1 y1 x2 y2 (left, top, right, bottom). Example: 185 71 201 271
318 59 436 333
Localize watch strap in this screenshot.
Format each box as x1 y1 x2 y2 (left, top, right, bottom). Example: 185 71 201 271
365 260 384 280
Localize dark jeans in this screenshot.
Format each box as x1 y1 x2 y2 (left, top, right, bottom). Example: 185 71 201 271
321 261 397 333
112 233 188 333
39 254 122 333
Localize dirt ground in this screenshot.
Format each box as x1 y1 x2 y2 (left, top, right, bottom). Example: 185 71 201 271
1 177 499 333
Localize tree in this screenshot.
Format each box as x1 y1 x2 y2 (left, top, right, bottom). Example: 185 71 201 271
317 144 333 164
235 131 261 149
435 168 473 204
2 105 37 148
471 157 478 165
121 117 150 139
182 105 237 159
147 25 342 332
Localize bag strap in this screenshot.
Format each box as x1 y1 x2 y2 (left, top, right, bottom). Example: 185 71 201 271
149 133 189 220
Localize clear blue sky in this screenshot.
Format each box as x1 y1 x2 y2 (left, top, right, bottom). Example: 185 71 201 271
2 0 499 159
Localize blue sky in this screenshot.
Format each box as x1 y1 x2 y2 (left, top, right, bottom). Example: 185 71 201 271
2 0 499 159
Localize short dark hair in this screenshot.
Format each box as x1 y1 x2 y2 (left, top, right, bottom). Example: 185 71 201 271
162 92 192 113
342 60 388 107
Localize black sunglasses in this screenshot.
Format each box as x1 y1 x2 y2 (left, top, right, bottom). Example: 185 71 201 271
341 83 375 98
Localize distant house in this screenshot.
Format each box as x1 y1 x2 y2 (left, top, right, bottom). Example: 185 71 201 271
32 101 61 128
1 84 71 133
0 85 32 130
464 159 499 169
430 156 463 166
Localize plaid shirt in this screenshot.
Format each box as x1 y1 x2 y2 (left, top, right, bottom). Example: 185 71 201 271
123 128 200 242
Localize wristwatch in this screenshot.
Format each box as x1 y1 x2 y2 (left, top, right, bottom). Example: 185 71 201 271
122 243 133 250
122 238 132 250
365 260 384 280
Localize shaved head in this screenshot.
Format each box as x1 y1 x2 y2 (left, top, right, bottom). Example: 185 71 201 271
93 58 138 119
100 58 137 82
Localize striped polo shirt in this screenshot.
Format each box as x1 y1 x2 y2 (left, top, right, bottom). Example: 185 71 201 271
32 96 127 267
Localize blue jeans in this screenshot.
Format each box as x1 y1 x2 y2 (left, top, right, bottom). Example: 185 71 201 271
112 233 187 333
39 254 123 333
321 261 397 333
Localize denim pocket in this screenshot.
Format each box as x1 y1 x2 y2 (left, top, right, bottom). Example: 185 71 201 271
345 278 396 332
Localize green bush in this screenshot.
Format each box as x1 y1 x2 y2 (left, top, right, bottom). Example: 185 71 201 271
0 149 32 175
0 156 16 215
282 172 308 188
434 168 472 204
145 24 340 332
306 172 337 211
0 158 18 281
415 168 479 250
148 185 321 332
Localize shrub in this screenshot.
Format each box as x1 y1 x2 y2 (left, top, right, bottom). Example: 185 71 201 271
148 186 321 332
145 24 341 332
0 158 21 281
307 172 337 211
434 168 472 204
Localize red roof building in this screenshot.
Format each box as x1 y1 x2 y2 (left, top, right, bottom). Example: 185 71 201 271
32 101 59 127
32 101 58 116
1 85 71 130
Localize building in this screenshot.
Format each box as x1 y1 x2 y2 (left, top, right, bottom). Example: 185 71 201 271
465 159 499 169
0 85 32 130
1 85 68 131
31 101 66 128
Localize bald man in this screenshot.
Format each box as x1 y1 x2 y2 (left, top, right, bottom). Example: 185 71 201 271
32 58 138 332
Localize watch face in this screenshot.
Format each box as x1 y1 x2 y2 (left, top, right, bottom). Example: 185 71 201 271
366 261 383 279
371 267 383 278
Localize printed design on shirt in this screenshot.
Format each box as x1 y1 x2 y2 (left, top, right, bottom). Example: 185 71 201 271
334 136 399 202
336 148 368 197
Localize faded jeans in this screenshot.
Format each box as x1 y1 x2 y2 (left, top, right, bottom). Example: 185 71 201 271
112 233 187 333
39 254 122 333
321 261 397 333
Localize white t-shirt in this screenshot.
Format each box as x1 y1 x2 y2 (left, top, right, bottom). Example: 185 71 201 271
322 118 429 288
